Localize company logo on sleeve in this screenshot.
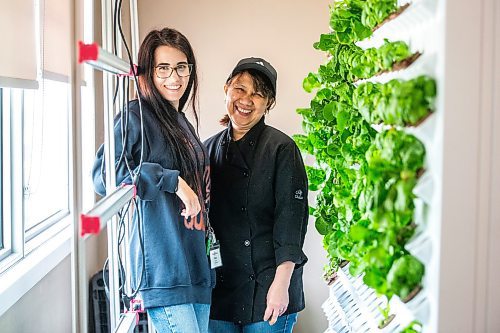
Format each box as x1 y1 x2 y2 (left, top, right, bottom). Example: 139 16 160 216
294 189 304 200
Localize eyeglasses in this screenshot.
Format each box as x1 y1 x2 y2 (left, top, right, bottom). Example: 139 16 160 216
154 64 193 79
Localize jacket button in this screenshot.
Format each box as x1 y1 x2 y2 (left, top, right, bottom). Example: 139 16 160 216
243 171 249 177
241 206 247 212
249 274 255 280
249 140 255 146
244 240 250 247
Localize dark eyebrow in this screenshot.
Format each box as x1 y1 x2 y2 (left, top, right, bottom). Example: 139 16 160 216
234 83 260 94
233 83 247 89
156 61 188 66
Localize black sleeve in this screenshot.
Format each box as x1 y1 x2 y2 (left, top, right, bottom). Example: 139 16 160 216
273 141 309 268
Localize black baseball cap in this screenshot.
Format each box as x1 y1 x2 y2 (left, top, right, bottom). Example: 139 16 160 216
229 57 277 93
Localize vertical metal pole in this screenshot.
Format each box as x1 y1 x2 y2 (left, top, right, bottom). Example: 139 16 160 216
129 0 139 101
122 0 141 301
129 0 139 63
114 3 127 304
148 318 156 333
101 0 121 329
70 0 85 330
115 0 142 323
129 0 142 325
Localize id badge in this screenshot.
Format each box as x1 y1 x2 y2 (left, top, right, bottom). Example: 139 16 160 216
209 241 223 269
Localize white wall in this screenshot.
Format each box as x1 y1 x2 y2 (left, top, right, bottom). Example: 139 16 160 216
0 235 107 333
138 1 331 332
138 0 329 140
437 0 500 331
0 257 72 333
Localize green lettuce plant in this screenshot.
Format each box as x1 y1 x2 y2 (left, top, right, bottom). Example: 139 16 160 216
329 0 398 44
295 1 434 317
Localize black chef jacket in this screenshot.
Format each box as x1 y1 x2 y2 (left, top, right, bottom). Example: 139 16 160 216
204 117 309 324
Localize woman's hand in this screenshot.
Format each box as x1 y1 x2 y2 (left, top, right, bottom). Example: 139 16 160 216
263 261 295 325
175 176 201 219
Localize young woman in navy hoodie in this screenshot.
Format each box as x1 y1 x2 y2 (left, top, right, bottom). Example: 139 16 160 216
92 27 214 333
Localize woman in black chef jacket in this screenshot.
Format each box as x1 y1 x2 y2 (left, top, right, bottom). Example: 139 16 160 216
204 57 309 333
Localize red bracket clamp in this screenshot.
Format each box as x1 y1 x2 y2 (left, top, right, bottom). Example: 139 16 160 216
80 184 136 237
80 214 101 237
126 299 144 325
78 41 99 63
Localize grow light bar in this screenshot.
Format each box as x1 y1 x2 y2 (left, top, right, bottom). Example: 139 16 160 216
80 184 136 237
78 41 134 76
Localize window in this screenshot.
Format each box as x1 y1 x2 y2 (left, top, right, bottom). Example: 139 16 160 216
0 0 74 273
0 87 22 267
0 0 100 318
23 79 70 242
0 80 72 269
0 88 3 251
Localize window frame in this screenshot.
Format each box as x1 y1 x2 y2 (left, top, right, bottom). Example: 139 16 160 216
0 88 3 251
0 89 24 271
0 83 72 272
0 0 98 320
22 77 71 242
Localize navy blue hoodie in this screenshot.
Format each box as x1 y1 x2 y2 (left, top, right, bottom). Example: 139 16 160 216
92 99 214 308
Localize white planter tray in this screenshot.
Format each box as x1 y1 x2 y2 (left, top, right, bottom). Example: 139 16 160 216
391 288 431 326
405 111 438 149
357 0 438 54
414 172 435 205
405 225 433 264
322 262 432 332
355 52 437 86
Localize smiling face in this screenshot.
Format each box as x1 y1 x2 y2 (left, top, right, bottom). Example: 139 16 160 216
153 45 190 110
224 72 270 140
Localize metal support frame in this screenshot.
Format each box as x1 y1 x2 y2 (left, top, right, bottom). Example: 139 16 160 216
80 185 136 237
102 0 122 330
71 0 141 331
129 0 139 64
70 0 85 331
115 312 140 333
78 42 131 75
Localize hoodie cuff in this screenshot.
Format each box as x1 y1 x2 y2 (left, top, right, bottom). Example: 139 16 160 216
160 169 180 193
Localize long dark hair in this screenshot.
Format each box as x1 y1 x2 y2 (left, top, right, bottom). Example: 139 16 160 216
137 27 203 196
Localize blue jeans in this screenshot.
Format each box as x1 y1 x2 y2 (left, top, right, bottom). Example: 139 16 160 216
147 303 210 333
208 313 298 333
